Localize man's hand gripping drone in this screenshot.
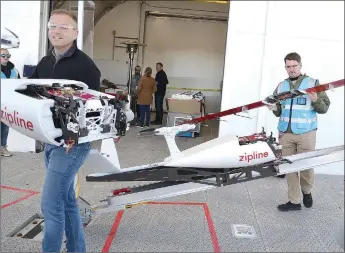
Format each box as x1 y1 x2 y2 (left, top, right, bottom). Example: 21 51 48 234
1 27 344 220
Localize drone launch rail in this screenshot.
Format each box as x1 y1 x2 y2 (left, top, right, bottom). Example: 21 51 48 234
84 145 344 218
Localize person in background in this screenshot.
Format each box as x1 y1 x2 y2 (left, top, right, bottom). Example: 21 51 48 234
30 9 101 252
130 65 142 119
152 62 169 125
268 52 330 212
137 67 157 127
1 48 20 157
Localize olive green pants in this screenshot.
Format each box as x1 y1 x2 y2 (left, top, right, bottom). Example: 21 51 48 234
279 130 317 204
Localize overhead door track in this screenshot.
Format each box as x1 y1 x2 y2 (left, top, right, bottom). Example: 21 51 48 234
145 11 228 22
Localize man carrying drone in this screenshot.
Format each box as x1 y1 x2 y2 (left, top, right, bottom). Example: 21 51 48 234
29 9 101 252
268 52 330 212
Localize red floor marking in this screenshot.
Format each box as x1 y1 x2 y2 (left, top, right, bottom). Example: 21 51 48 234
102 210 124 253
146 201 204 206
101 201 221 252
0 185 40 209
203 203 221 252
0 185 40 194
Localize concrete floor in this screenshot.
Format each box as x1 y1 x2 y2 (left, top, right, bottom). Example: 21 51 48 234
1 117 344 252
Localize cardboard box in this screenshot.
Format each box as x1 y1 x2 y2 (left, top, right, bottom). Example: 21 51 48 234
166 98 202 114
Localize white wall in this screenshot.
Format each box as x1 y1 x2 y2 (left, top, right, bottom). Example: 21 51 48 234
1 0 43 152
220 1 344 175
93 1 229 113
1 1 42 76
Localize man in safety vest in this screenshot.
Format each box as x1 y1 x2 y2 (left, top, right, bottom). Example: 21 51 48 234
268 52 330 212
1 48 20 157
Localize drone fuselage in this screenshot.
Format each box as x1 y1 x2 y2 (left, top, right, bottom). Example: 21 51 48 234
164 136 279 169
1 79 134 147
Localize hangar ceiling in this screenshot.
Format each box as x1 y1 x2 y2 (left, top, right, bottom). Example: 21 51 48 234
52 0 127 26
52 0 229 26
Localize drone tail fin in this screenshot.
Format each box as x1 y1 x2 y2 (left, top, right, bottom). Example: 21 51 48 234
83 138 121 173
155 124 197 158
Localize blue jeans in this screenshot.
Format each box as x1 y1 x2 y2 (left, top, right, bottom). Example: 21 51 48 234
41 142 91 252
154 94 165 123
139 104 151 126
1 122 9 147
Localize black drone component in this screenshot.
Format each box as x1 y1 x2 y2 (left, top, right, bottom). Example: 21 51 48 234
261 127 266 135
101 124 111 133
115 109 127 136
105 97 128 136
52 83 61 88
54 94 80 145
108 98 123 109
264 89 306 104
15 83 129 143
79 127 89 137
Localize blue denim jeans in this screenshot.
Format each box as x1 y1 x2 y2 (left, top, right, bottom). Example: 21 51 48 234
41 142 91 252
154 94 165 123
1 122 9 147
139 104 151 126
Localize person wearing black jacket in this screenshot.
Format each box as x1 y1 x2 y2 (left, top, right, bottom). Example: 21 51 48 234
152 62 169 125
29 9 100 253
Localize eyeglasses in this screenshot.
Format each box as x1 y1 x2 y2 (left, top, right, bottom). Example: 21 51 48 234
1 54 11 59
47 22 76 31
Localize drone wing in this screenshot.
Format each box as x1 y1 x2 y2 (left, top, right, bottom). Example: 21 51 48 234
183 79 344 125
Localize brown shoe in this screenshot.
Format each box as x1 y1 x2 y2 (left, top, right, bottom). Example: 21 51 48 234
0 146 12 157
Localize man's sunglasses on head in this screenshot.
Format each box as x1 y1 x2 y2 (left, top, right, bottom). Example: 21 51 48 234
1 54 11 59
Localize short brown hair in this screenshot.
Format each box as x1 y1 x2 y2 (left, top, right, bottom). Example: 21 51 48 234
144 67 152 77
284 52 301 64
51 9 78 24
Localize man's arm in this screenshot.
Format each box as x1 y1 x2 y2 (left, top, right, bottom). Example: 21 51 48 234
270 84 282 117
156 72 169 86
78 63 101 91
164 72 169 85
310 79 330 114
153 79 157 93
137 77 143 93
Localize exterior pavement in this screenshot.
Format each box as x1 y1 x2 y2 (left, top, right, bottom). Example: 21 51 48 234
1 119 344 252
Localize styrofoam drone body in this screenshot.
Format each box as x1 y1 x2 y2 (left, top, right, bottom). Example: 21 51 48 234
1 78 134 149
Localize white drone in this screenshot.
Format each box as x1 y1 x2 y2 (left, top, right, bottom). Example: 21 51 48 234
1 26 20 49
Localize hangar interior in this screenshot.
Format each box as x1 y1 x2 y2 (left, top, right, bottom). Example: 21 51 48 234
52 0 230 138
